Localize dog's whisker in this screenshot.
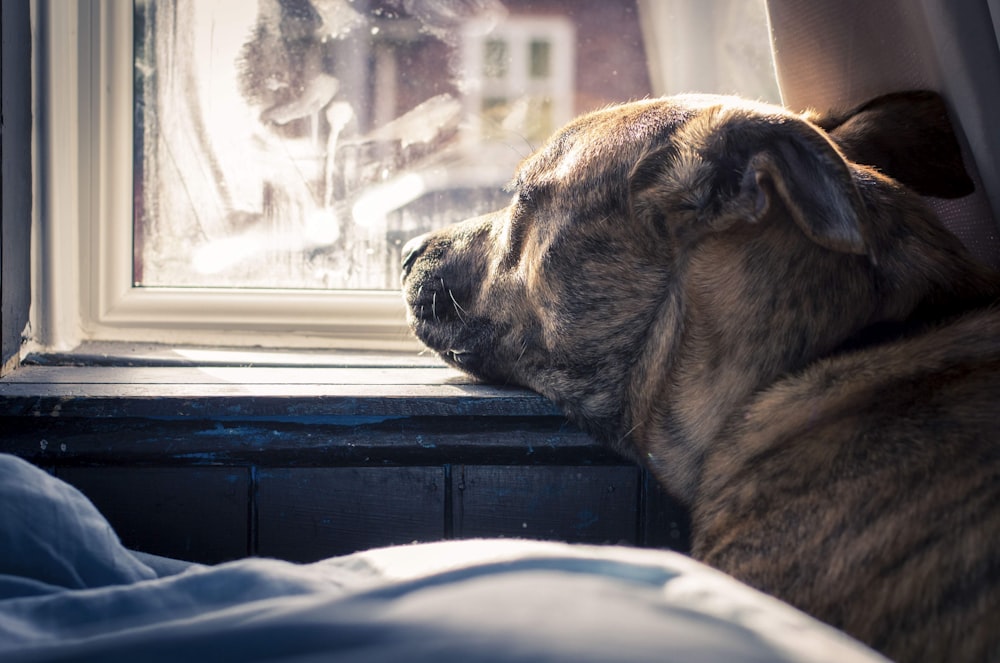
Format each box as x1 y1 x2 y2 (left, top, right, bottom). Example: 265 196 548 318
447 288 468 325
432 291 438 323
617 421 642 447
514 340 528 367
501 340 530 388
502 133 535 160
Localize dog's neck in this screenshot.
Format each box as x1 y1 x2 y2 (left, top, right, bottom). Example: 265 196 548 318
621 181 1000 507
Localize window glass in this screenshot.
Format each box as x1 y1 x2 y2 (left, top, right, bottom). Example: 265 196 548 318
530 40 551 79
133 0 778 291
484 39 509 79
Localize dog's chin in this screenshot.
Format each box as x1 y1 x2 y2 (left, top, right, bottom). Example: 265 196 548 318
435 346 508 384
416 320 547 392
409 318 501 382
438 349 492 381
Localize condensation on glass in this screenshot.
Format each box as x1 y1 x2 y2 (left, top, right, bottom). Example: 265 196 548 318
133 0 779 290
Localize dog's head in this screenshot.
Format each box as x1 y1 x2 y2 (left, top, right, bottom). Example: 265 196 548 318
401 92 990 467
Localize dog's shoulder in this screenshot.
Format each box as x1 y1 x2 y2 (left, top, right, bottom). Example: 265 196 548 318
700 305 1000 496
692 306 1000 662
764 305 997 428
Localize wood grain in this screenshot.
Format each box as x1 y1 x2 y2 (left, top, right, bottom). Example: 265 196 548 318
58 466 250 563
455 465 640 544
256 467 445 561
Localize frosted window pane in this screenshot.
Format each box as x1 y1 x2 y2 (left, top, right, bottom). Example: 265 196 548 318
133 0 777 291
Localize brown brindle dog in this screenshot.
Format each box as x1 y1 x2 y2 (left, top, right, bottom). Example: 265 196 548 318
400 91 1000 663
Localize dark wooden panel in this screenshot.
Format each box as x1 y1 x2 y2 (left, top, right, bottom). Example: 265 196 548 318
257 467 445 562
1 414 611 467
455 465 640 544
57 466 249 564
641 472 692 553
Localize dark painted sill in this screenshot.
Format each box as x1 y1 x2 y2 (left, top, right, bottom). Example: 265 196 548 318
0 344 615 467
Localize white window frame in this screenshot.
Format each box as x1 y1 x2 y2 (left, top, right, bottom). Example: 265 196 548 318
31 1 779 355
33 0 418 353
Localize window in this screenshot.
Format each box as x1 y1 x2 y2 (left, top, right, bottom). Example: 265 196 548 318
34 0 778 352
461 17 573 145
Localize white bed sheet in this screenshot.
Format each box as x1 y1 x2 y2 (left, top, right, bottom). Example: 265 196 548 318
0 454 887 662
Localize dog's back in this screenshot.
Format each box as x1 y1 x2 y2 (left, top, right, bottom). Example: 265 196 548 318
693 306 1000 663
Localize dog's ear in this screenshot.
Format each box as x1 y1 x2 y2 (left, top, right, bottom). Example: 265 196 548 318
812 90 974 199
739 138 869 255
630 113 869 256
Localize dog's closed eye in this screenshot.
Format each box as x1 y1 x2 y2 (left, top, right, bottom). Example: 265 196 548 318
497 193 535 271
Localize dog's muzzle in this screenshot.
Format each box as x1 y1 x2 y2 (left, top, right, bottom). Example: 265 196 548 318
400 229 499 376
400 232 458 325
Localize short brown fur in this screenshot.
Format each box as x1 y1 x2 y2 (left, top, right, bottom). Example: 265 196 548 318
401 91 1000 663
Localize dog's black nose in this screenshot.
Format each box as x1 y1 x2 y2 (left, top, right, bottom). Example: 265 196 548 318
400 233 430 280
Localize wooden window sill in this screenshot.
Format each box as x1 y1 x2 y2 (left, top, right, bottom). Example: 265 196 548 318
0 344 612 466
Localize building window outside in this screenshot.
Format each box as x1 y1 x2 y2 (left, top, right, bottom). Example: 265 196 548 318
459 16 573 148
